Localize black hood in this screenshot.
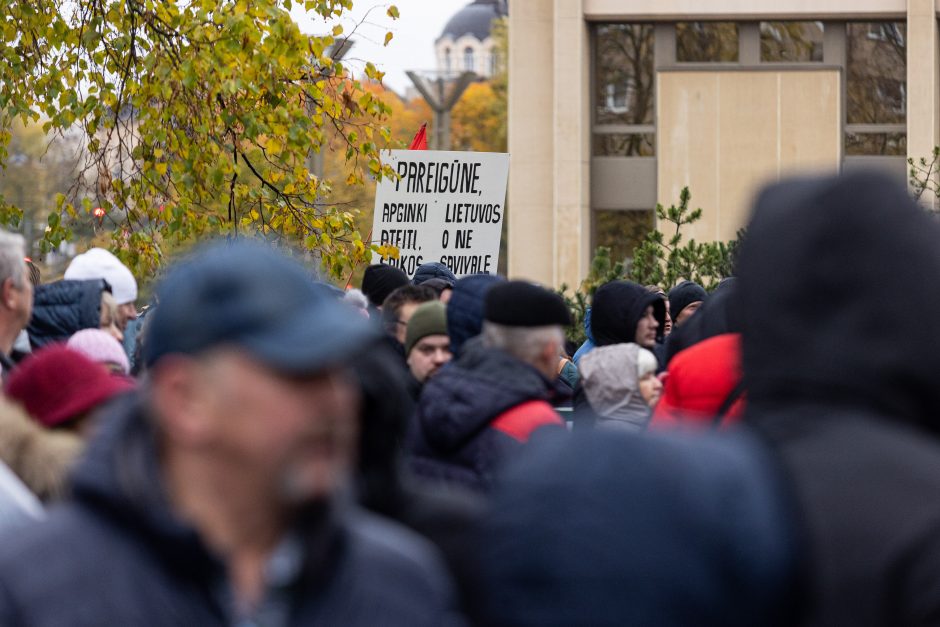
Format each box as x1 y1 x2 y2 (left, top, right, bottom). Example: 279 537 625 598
738 171 940 432
591 280 666 346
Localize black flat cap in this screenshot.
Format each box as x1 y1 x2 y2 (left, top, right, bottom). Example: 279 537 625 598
485 280 572 327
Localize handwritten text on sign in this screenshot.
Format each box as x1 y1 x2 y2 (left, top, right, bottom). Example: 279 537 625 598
372 150 509 277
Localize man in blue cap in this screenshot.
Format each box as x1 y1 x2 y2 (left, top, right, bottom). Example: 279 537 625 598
0 240 456 626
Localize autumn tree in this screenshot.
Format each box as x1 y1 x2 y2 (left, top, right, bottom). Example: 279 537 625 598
450 82 505 153
0 0 401 280
0 120 82 258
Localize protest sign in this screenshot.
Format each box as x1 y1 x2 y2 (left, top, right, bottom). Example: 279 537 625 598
371 150 510 277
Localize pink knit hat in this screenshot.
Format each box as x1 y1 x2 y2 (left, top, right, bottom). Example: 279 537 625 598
67 329 131 375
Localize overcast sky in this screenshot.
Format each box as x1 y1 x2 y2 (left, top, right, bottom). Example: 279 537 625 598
292 0 471 95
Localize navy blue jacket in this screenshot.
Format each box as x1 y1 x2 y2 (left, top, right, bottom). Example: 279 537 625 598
0 396 456 626
445 274 503 356
28 279 108 349
408 341 565 491
473 428 802 627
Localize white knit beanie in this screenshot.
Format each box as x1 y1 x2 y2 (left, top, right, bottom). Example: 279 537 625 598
64 248 138 305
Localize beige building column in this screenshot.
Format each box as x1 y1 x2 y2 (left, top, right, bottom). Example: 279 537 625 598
508 0 590 287
907 0 940 205
507 0 556 285
551 0 591 288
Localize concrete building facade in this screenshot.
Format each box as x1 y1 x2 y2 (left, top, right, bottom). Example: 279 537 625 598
508 0 939 288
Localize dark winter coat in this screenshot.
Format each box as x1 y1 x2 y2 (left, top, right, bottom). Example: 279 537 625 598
352 344 484 612
0 395 457 626
27 279 108 349
740 171 940 627
408 341 566 491
662 277 740 367
472 428 802 627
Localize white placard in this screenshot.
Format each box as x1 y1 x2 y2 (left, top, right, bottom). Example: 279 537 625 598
371 150 509 277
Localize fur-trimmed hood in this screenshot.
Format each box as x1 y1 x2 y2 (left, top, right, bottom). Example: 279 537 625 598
0 398 83 502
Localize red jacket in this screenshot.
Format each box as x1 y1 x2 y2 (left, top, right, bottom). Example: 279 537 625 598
651 333 744 430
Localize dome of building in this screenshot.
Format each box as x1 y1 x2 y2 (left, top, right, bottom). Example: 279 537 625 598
438 0 508 42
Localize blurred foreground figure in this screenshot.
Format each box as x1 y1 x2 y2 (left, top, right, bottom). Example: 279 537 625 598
739 172 940 626
0 241 455 626
473 429 801 627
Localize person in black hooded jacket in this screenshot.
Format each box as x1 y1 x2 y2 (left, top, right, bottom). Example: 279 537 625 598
591 280 666 351
662 277 740 368
738 170 940 627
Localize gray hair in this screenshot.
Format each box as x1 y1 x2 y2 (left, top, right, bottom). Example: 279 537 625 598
481 321 565 366
0 230 27 287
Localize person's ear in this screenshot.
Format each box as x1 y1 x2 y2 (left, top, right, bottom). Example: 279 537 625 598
540 338 561 376
1 278 16 310
149 356 216 446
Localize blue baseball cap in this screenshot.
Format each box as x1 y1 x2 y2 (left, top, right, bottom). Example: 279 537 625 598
143 240 376 374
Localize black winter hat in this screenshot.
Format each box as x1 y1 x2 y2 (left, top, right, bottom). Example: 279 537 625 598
669 281 708 323
485 281 572 327
361 264 409 308
591 280 666 346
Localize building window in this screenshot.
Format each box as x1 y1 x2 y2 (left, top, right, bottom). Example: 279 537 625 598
846 21 906 155
489 51 500 76
845 132 906 156
593 133 655 157
760 22 824 62
676 22 739 62
463 47 475 72
593 210 654 265
444 48 451 72
594 24 654 126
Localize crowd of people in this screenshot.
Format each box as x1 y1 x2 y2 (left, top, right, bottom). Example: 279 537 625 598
0 170 934 625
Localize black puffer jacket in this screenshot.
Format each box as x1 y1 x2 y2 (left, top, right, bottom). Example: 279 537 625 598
408 341 566 491
28 279 108 349
739 171 940 626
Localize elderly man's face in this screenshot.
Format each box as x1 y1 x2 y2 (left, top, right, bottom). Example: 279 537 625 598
163 349 360 504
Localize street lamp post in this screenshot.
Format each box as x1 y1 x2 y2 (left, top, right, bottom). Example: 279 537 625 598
405 71 476 150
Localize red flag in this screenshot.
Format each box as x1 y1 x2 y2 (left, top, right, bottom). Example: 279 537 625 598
409 123 428 150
